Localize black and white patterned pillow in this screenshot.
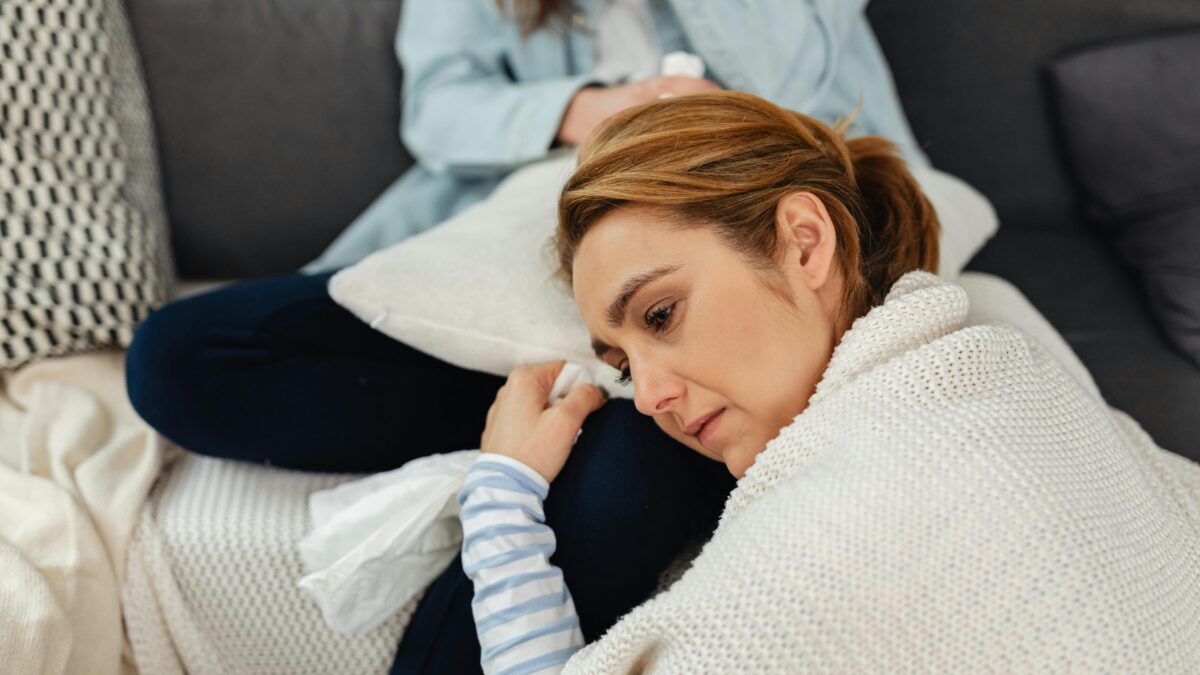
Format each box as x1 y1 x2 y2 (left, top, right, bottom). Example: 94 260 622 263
1 0 173 369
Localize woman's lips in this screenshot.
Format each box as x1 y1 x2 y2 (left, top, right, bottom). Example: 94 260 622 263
697 408 726 448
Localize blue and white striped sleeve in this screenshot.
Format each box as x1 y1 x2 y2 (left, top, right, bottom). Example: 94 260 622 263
458 453 584 675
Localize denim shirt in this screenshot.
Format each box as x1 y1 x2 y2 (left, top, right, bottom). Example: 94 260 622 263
303 0 928 274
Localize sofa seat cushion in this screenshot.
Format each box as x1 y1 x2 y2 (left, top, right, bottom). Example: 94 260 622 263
966 227 1200 458
123 449 411 674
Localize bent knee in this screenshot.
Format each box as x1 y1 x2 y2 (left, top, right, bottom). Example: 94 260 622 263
124 298 213 430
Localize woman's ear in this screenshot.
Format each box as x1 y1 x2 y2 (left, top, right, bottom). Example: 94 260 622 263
775 191 838 291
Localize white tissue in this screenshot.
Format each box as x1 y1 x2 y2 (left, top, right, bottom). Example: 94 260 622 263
660 51 705 79
297 450 478 635
297 363 596 635
548 361 593 402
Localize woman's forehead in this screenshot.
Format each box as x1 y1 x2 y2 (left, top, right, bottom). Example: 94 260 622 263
573 212 676 327
572 211 735 334
573 209 686 284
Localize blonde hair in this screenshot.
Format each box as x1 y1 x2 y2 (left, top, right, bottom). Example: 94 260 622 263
555 91 940 325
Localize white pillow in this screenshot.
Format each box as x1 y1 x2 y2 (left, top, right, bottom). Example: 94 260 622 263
329 152 998 398
911 164 1000 279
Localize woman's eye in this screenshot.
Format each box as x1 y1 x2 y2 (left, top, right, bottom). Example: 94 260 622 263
613 302 677 385
644 303 675 333
615 365 632 385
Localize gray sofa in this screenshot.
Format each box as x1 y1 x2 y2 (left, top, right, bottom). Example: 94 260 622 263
110 1 1200 671
124 0 1200 460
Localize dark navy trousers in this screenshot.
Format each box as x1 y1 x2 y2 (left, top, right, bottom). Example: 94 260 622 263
124 270 735 674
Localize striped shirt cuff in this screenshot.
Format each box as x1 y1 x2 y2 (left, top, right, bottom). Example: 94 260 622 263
459 453 583 675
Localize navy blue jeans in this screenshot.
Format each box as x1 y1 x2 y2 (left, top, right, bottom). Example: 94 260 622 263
125 271 736 674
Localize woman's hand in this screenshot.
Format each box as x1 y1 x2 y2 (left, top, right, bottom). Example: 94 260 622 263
481 361 608 483
556 76 722 147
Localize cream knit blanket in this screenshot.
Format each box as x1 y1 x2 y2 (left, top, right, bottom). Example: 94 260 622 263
1 351 164 675
565 270 1200 673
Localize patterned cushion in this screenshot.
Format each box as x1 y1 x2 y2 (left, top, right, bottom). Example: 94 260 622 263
0 0 173 369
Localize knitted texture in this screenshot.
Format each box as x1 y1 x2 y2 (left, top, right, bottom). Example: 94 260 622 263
0 0 173 369
564 270 1200 674
122 450 410 674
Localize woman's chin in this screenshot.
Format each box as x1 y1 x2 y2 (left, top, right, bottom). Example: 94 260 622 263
721 431 776 479
722 445 760 479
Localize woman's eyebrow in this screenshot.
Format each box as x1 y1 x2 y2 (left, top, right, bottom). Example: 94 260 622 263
591 338 613 359
606 264 681 328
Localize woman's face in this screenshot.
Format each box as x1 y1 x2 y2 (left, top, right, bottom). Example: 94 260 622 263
572 192 848 477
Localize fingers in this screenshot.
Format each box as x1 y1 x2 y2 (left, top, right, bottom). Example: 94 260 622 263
552 383 608 430
530 360 568 392
494 363 604 443
508 361 565 400
485 395 498 428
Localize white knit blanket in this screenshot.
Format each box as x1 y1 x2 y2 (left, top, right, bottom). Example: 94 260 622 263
0 351 164 675
564 270 1200 673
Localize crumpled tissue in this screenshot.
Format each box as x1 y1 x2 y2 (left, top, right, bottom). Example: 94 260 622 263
297 362 595 634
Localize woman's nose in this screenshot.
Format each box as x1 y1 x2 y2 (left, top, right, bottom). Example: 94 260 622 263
632 361 683 416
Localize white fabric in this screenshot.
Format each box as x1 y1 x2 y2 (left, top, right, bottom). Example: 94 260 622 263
957 272 1101 401
546 362 596 402
591 0 661 84
121 451 409 675
297 450 477 635
297 363 594 634
915 164 1000 283
561 270 1200 673
329 154 996 395
0 350 164 675
659 51 705 79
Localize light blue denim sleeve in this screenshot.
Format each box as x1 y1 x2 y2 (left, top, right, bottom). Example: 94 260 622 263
667 0 928 167
397 0 597 178
667 0 867 114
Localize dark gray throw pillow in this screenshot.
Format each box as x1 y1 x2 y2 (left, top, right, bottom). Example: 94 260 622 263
1046 27 1200 368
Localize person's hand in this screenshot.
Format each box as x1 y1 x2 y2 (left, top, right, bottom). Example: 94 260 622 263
481 361 608 483
556 76 722 147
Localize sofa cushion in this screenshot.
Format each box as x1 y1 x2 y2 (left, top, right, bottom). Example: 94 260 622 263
0 0 173 370
966 228 1200 459
867 1 1200 236
124 0 411 278
1045 28 1200 369
123 450 410 673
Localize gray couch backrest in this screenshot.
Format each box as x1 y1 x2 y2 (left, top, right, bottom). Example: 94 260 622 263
868 0 1200 237
126 0 1200 279
126 0 410 278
